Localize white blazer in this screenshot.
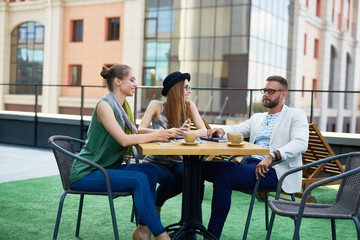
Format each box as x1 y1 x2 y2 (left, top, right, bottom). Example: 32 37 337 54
222 105 309 193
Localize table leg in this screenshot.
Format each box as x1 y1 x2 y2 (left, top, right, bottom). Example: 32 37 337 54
165 155 218 240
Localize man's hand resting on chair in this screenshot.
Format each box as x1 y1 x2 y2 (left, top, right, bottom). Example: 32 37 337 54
255 155 273 179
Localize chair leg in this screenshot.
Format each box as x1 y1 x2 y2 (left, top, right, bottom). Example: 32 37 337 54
265 212 276 240
107 194 119 240
75 194 84 237
132 195 138 225
242 178 261 240
331 219 336 240
130 200 138 225
53 191 68 240
293 216 302 240
353 216 360 240
265 192 269 230
130 205 136 223
290 194 296 201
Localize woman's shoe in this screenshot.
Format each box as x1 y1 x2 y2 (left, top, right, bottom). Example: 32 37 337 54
132 225 151 240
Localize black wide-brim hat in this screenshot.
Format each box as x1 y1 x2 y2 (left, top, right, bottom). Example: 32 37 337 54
161 71 191 96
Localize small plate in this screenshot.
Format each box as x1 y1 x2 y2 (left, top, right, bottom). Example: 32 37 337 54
226 142 246 147
181 142 199 145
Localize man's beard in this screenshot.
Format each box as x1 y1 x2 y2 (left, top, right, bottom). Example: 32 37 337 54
262 94 281 108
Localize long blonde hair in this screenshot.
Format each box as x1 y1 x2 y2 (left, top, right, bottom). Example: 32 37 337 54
164 80 191 128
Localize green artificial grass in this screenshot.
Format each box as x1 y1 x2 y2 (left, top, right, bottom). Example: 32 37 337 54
0 176 357 239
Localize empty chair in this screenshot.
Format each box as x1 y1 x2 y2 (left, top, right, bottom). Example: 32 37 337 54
48 135 135 240
266 152 360 240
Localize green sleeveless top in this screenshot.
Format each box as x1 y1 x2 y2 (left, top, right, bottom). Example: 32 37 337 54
70 100 126 183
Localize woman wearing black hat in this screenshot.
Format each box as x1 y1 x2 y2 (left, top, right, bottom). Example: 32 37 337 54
138 71 207 216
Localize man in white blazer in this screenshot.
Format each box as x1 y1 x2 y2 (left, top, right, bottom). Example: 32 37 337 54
202 75 309 239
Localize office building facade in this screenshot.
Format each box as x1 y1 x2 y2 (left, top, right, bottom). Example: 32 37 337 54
0 0 359 133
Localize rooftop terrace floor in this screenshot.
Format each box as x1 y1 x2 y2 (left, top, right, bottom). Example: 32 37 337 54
0 143 58 183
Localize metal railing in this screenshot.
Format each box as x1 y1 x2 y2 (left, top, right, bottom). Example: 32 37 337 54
1 83 359 146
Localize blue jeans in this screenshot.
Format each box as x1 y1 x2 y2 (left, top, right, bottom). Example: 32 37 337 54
147 162 183 208
202 158 278 239
72 163 165 237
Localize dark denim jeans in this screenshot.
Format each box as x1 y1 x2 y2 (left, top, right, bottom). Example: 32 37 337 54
202 158 278 239
147 161 183 208
72 163 165 236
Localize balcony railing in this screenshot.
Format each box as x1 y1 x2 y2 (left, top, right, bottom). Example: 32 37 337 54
0 83 359 146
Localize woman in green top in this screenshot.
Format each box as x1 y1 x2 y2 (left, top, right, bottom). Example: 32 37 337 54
71 64 181 240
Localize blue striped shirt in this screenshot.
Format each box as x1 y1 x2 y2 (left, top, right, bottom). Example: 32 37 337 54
252 112 280 160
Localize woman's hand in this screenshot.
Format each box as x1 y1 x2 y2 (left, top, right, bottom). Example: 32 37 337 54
153 129 182 142
167 128 183 136
180 118 191 132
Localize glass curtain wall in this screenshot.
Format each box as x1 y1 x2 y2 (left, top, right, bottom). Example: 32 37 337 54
143 0 292 120
10 22 44 94
248 0 292 105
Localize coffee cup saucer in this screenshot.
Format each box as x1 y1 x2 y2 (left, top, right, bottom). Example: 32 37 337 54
181 141 199 145
226 142 246 147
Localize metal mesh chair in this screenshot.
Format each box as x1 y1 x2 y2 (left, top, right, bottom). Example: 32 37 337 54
48 135 136 240
266 152 360 240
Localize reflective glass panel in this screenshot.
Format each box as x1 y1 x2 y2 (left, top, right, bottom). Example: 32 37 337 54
172 10 181 38
146 0 158 11
185 8 200 37
157 42 171 61
35 26 44 43
198 61 214 87
233 0 249 4
158 10 173 37
156 61 169 85
214 37 229 60
145 18 157 38
215 7 231 36
249 36 258 62
230 37 248 55
217 0 231 6
231 5 249 36
199 38 214 60
184 38 199 60
202 0 216 7
200 7 215 37
145 41 157 62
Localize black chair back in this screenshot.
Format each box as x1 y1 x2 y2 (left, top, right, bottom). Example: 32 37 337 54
49 135 83 191
334 152 360 215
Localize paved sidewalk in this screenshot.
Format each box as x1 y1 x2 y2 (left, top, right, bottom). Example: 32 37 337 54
0 143 58 183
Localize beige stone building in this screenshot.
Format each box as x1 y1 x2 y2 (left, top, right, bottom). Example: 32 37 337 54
0 0 359 133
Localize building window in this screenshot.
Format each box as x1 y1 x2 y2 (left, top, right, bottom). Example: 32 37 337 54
347 0 351 30
145 18 158 39
312 78 318 98
10 21 44 94
302 76 305 97
71 20 83 42
314 38 319 59
304 34 307 55
70 65 82 85
107 17 120 40
316 0 321 17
